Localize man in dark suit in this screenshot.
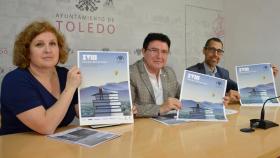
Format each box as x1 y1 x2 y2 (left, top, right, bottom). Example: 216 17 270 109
188 63 238 92
130 33 181 117
187 37 240 102
187 37 279 103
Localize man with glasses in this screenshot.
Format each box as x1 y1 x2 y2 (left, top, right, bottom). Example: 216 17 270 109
130 33 181 117
187 37 240 102
188 37 279 103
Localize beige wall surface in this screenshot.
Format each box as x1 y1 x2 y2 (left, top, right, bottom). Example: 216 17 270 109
0 0 225 88
224 0 280 91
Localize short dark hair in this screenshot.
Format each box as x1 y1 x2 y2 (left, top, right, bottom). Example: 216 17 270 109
143 33 171 50
204 37 223 48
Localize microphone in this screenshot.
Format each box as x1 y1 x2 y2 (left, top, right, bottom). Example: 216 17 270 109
240 96 279 133
250 96 279 129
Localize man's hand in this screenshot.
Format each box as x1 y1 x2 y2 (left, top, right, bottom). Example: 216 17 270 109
226 90 240 103
272 64 279 77
159 98 182 115
223 96 230 106
132 105 137 114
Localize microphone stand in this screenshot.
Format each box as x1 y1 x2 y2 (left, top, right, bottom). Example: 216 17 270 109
250 96 279 129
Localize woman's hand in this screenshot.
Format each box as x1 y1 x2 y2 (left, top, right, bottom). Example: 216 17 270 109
65 66 81 91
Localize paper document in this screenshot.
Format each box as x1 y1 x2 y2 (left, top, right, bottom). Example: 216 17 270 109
152 111 188 125
177 70 227 121
48 127 120 148
236 63 279 106
78 51 134 125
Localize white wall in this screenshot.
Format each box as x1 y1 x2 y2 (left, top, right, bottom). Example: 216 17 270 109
0 0 226 90
185 0 225 67
3 1 279 93
0 0 186 86
224 0 280 91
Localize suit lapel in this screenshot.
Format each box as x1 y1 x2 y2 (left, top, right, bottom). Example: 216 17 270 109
138 60 156 103
215 66 224 78
161 71 168 101
141 73 156 102
197 63 206 74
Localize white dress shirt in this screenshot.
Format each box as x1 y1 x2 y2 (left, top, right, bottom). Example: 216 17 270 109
144 64 164 105
204 62 217 76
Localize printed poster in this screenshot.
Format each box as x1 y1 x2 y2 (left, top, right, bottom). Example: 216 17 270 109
236 63 279 106
177 70 227 121
78 51 133 125
49 127 120 148
151 111 188 125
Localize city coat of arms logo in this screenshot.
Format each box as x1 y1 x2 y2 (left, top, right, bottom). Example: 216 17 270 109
76 0 101 12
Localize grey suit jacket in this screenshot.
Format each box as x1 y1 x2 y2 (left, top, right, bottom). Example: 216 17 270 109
130 59 180 117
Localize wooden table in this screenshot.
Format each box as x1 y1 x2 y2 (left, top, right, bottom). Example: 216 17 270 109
1 105 280 158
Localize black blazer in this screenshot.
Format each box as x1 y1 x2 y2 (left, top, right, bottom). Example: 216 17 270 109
187 63 238 92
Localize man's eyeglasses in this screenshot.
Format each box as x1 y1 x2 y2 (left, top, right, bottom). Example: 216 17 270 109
146 48 169 56
205 47 224 55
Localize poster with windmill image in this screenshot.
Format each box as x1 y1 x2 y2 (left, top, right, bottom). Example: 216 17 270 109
177 70 227 121
236 63 279 106
78 51 133 125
